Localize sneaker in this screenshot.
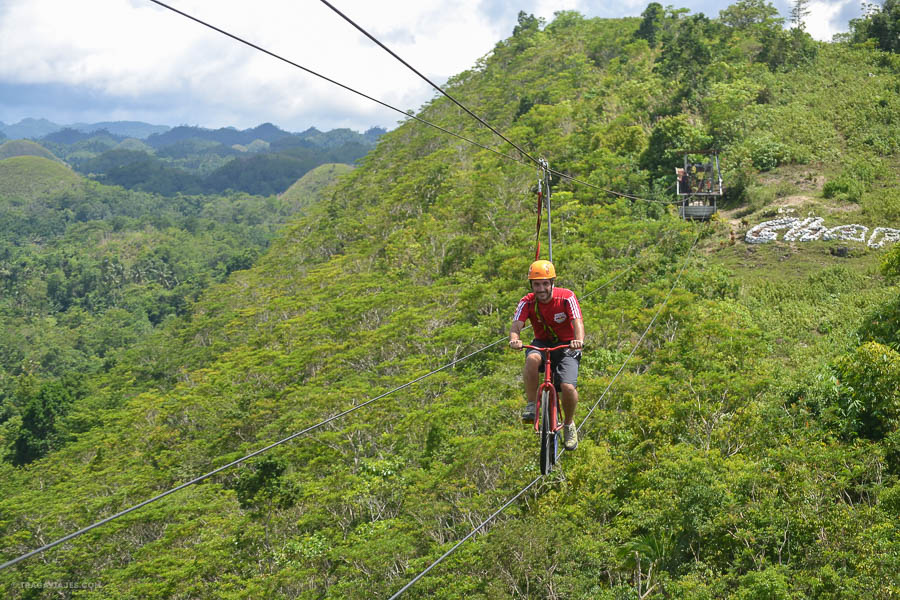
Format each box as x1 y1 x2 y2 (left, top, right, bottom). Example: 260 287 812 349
521 402 536 423
563 423 578 451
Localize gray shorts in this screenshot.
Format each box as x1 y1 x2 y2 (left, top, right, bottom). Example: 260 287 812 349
525 339 581 388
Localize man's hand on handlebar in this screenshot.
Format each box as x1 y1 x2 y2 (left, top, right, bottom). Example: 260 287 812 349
569 340 584 350
509 339 523 350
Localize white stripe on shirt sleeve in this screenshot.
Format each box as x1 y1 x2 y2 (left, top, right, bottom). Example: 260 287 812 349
567 295 582 320
513 299 528 322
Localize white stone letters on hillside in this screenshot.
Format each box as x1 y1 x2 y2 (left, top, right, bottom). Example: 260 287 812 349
869 227 900 249
746 216 900 248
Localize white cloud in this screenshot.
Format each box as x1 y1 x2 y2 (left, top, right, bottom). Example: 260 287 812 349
2 1 207 93
805 0 857 40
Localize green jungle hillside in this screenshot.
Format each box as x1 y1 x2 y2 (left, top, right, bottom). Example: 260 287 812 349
0 157 350 470
2 3 900 599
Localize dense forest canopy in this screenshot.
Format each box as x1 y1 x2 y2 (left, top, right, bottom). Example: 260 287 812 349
1 2 900 598
0 160 352 467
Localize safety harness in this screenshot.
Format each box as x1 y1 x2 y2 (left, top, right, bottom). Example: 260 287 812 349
531 296 560 343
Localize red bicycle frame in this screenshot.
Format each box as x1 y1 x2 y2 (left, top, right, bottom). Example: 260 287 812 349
521 344 570 434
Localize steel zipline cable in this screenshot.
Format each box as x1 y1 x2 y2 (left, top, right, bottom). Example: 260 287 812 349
575 235 698 432
387 234 699 599
549 168 682 205
386 474 544 600
317 0 542 169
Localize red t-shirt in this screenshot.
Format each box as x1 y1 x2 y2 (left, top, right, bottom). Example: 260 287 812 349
513 287 582 342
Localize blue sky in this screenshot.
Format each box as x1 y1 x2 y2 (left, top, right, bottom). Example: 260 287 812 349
0 0 864 133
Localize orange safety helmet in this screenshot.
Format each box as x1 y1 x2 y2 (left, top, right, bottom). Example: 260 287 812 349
527 260 556 280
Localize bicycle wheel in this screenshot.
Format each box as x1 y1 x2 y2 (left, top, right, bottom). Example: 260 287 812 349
550 409 559 465
539 389 552 475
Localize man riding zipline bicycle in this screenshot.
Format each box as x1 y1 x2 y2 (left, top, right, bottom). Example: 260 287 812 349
509 260 584 451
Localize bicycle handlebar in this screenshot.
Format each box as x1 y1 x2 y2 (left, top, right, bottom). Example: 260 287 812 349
520 344 578 352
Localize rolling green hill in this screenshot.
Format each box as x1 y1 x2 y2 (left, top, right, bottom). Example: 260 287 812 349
0 155 81 202
280 163 354 212
0 139 59 162
1 5 899 599
114 138 155 153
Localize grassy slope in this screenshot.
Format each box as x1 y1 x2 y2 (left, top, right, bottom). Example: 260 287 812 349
0 140 59 162
1 12 899 600
0 156 82 203
280 163 354 212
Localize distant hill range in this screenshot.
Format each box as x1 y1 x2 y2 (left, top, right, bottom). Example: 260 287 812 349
141 123 384 150
0 119 384 197
0 118 386 145
0 118 169 140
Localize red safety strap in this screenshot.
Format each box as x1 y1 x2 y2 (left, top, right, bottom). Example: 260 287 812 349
535 184 543 261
